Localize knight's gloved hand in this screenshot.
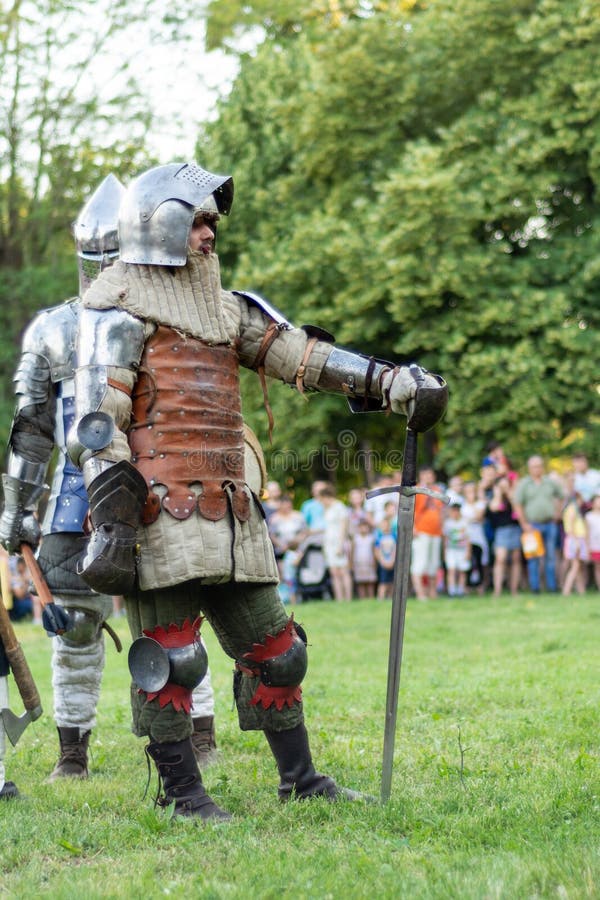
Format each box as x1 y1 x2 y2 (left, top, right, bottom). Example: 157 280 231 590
381 364 448 432
78 460 148 595
0 509 41 554
78 523 139 595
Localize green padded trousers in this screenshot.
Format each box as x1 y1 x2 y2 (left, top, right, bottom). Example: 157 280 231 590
125 580 304 742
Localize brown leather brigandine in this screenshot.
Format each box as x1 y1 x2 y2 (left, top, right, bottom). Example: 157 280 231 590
129 326 250 525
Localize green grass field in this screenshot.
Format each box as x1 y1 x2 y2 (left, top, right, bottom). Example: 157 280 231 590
0 592 598 899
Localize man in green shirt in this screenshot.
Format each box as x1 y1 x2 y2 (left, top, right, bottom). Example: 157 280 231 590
514 455 564 592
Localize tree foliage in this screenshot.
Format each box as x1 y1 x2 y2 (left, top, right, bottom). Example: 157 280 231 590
0 0 163 430
201 0 600 483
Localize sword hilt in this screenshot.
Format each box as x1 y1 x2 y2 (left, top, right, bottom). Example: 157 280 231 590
366 484 450 504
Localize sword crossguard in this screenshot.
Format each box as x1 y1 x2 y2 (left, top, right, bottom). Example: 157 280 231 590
365 484 450 504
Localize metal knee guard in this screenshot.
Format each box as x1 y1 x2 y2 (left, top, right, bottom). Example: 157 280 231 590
236 616 308 711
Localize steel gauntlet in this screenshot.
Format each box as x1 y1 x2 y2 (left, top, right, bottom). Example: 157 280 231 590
317 348 447 431
0 474 45 552
381 365 448 432
78 460 148 595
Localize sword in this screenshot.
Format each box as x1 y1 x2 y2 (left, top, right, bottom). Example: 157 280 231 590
0 587 43 746
366 427 448 802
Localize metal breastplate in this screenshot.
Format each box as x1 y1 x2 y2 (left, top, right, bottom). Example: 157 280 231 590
130 326 249 524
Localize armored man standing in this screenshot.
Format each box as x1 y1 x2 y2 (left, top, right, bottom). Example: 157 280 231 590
69 162 447 819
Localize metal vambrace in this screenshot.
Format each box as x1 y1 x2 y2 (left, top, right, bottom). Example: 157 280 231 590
78 460 148 595
0 471 46 553
317 347 448 432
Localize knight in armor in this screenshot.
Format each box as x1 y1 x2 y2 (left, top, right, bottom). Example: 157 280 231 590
68 162 448 820
0 174 219 780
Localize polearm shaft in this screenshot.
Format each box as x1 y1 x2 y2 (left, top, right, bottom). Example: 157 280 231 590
380 427 418 802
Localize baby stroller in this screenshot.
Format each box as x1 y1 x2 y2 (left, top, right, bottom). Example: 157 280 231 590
294 535 332 602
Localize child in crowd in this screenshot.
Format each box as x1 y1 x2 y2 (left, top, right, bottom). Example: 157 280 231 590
349 517 377 598
374 516 396 600
561 481 589 596
585 493 600 591
461 481 489 592
442 502 471 597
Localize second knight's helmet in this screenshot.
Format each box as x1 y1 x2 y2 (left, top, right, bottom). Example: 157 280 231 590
73 173 125 294
118 162 234 266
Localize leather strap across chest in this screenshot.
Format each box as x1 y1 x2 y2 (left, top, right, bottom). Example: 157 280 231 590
129 326 250 523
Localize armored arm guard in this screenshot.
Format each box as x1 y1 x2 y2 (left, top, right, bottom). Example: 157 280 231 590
0 316 58 552
318 348 448 432
232 292 447 433
68 306 146 479
69 306 147 594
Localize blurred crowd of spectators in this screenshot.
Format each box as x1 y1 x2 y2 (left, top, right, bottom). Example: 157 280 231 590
265 446 600 604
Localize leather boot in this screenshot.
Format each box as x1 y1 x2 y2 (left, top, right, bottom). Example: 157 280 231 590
0 780 19 799
264 723 364 801
146 737 231 821
48 727 90 781
191 716 218 769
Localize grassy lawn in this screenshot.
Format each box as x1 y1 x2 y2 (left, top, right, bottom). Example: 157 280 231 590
0 591 598 898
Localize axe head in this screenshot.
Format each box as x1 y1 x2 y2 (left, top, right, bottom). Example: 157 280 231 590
1 704 43 746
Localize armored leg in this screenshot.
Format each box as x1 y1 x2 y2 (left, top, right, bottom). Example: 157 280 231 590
190 658 218 767
126 585 206 743
199 582 303 733
199 582 363 801
264 723 363 801
125 588 229 818
190 716 218 769
49 594 112 779
48 727 91 781
146 738 230 820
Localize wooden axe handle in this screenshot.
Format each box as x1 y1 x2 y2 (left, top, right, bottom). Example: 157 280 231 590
21 543 54 609
0 589 42 713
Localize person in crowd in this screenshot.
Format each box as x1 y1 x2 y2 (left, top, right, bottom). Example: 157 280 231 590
513 455 564 593
268 494 306 604
479 463 499 562
483 441 518 483
262 480 283 524
347 487 374 537
442 502 471 597
374 515 396 600
584 493 600 591
364 473 397 525
560 475 589 596
67 161 447 818
300 480 328 536
445 474 464 507
486 476 522 597
410 466 444 600
317 484 353 601
571 452 600 512
461 480 489 593
8 557 34 623
349 517 377 598
112 594 126 618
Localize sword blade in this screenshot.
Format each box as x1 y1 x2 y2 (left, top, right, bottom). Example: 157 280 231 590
380 428 418 802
